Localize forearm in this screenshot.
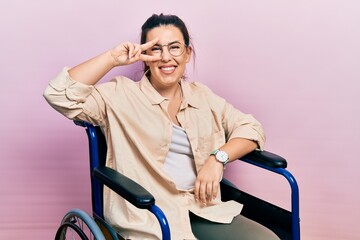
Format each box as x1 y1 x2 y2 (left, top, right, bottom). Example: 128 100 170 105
218 138 258 162
195 138 257 204
68 50 115 85
67 39 161 85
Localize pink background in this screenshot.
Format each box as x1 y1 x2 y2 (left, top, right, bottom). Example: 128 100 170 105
1 0 359 239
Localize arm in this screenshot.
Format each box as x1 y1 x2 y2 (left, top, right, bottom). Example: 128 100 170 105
43 40 161 122
215 137 258 163
68 51 115 85
68 39 161 85
194 138 257 205
194 87 265 205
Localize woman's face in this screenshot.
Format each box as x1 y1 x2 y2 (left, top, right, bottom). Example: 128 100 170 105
145 25 192 90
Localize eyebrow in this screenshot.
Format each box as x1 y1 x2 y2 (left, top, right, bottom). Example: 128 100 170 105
154 40 181 46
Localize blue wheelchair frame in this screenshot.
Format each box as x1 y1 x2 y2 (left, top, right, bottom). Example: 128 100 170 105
83 121 170 239
240 154 300 239
65 121 300 240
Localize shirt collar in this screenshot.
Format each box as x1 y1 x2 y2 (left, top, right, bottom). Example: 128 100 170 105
139 74 166 105
139 74 201 109
180 81 201 109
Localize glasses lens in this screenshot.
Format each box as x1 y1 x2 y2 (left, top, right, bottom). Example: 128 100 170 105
168 43 184 56
149 46 162 56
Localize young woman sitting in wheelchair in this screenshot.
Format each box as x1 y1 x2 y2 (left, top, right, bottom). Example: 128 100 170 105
44 13 279 240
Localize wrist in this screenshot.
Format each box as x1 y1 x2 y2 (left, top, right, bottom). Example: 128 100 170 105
209 155 225 168
108 49 121 67
210 149 229 167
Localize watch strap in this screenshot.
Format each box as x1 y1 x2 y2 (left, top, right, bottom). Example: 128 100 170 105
210 149 229 166
210 149 219 155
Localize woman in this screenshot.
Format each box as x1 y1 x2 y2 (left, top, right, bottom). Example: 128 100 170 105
44 13 279 240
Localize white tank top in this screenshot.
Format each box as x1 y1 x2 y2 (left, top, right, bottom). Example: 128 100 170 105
163 124 197 190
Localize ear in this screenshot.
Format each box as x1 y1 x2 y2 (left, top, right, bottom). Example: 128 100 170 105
185 46 192 63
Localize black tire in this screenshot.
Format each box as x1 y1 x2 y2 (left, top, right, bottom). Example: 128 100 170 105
55 209 105 240
55 220 89 240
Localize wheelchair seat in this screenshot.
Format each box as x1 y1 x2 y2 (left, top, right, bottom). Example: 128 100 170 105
55 121 300 240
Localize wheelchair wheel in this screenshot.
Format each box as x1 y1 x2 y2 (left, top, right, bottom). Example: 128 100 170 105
55 221 89 240
94 214 120 240
55 208 106 240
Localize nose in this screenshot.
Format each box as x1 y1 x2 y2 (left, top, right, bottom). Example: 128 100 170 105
161 47 172 62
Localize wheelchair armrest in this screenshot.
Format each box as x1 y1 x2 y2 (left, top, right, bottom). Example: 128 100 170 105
239 150 287 168
93 166 155 209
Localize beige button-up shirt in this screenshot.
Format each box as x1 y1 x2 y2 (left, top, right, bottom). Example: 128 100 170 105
44 68 265 240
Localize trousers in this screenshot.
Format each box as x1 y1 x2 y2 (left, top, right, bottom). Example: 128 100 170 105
189 212 280 240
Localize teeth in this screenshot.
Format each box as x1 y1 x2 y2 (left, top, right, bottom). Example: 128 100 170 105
161 67 175 71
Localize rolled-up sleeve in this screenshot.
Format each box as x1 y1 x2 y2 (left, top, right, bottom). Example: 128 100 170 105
43 67 106 126
202 85 266 150
223 104 265 150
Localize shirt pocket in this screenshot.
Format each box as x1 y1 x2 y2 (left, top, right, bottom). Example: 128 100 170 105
197 129 226 163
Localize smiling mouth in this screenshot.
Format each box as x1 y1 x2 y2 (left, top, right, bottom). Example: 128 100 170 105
159 66 176 74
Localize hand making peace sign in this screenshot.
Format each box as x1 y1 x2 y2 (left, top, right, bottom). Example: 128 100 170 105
110 38 161 66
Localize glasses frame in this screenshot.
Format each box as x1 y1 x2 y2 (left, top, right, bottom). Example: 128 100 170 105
148 42 188 57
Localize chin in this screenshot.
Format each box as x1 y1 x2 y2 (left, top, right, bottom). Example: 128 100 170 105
152 72 183 85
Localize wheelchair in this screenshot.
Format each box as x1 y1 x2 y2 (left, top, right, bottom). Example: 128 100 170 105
55 121 300 240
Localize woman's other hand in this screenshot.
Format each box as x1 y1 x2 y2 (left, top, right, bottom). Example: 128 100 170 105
194 157 224 206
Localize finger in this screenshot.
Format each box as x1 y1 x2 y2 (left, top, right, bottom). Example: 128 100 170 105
131 44 141 58
128 44 136 59
123 42 137 59
139 54 161 62
206 182 213 201
212 181 219 200
140 38 160 51
121 42 131 59
199 183 207 205
125 45 144 65
194 180 200 201
135 49 142 59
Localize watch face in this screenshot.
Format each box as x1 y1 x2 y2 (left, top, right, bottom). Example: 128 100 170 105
216 151 228 163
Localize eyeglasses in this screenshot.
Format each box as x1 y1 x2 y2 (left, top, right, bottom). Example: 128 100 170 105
148 42 187 57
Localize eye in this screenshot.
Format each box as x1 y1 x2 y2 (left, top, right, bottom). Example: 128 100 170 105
169 44 181 50
151 47 162 51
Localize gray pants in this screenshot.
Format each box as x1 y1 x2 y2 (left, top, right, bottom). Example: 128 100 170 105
190 212 280 240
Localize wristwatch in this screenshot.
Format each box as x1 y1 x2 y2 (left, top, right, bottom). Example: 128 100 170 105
210 149 229 166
